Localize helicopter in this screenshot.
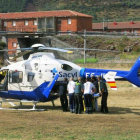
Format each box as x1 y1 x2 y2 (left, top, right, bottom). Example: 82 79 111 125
0 43 139 110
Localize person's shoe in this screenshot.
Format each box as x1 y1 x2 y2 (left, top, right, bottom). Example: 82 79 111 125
85 111 89 114
100 110 104 113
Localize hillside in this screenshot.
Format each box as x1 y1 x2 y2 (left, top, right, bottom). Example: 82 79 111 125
56 35 140 61
0 0 140 22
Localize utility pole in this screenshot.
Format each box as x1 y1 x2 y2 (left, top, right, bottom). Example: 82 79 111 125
84 29 86 63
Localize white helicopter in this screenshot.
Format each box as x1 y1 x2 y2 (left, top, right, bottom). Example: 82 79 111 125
0 44 81 110
0 43 139 111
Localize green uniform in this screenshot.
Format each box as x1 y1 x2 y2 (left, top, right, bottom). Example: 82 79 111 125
99 80 108 113
74 81 83 114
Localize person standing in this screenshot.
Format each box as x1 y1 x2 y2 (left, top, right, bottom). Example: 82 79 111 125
67 77 75 113
74 77 83 114
97 76 109 113
91 76 99 93
58 78 68 112
83 77 96 114
91 76 99 112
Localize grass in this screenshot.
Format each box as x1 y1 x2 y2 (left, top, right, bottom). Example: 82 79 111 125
73 58 98 63
105 40 114 44
120 52 140 59
0 83 140 140
0 64 140 140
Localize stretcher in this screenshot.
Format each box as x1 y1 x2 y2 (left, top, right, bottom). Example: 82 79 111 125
83 93 101 112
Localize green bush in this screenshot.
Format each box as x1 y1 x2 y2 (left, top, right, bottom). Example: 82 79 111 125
117 43 126 51
122 36 129 41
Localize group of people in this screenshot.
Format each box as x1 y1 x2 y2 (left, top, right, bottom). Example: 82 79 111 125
58 76 109 114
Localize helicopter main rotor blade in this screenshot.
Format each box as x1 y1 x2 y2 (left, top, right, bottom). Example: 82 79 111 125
65 47 120 52
0 46 73 53
38 47 73 53
0 48 33 52
11 50 33 61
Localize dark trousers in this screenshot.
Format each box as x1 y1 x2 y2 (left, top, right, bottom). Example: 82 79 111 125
74 94 82 114
60 95 68 112
100 93 108 113
69 93 75 112
84 94 92 113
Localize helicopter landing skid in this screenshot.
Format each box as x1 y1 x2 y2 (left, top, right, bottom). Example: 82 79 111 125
0 99 45 111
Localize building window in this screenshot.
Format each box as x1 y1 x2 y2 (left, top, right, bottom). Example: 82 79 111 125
67 19 71 24
4 21 7 27
123 31 127 35
134 30 137 35
25 20 28 26
12 42 16 48
118 30 122 34
28 72 35 82
9 71 23 83
58 19 61 24
13 21 16 26
34 20 37 25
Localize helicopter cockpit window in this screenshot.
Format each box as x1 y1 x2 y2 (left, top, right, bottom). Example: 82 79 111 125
9 71 23 83
61 64 72 71
28 72 35 82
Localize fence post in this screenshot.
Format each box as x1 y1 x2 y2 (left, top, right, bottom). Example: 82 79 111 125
84 29 86 63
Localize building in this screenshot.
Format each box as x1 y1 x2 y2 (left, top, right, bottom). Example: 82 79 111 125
0 10 93 54
92 21 140 35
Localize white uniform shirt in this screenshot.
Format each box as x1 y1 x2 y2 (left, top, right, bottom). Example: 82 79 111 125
84 81 95 94
67 81 75 94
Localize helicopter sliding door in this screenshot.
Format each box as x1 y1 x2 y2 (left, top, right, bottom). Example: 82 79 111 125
8 70 24 95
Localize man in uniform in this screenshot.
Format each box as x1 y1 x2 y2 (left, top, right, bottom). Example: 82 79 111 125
83 77 96 114
58 78 68 112
67 77 75 113
74 77 83 114
97 76 109 113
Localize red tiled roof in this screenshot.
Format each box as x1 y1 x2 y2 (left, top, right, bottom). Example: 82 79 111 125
92 21 140 30
0 10 92 19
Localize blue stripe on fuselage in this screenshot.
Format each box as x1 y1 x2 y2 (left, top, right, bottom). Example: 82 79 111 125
0 81 59 102
80 68 129 79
